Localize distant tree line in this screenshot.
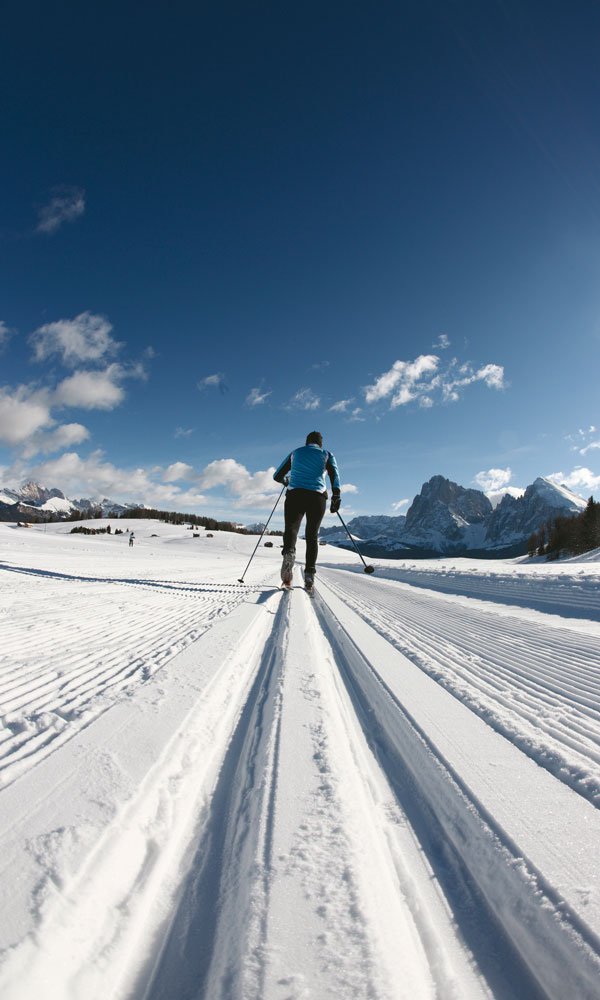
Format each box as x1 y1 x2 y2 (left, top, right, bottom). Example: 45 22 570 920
70 524 120 535
528 497 600 559
123 507 244 533
68 507 103 521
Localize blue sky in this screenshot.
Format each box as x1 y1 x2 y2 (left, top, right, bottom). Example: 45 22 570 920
1 1 599 523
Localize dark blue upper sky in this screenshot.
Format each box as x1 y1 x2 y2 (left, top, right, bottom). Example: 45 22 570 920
1 1 600 517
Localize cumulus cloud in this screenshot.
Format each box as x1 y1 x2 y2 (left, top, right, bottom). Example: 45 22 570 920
21 423 90 459
343 483 359 494
391 499 410 512
198 373 228 394
365 355 439 407
246 387 271 406
27 450 208 509
54 365 128 410
197 458 280 508
36 186 85 234
0 385 52 446
163 462 193 483
473 467 513 492
434 334 451 349
546 467 600 495
365 355 506 409
30 312 120 366
286 388 320 411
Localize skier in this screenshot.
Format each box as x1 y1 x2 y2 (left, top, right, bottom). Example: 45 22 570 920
129 532 134 548
273 431 341 591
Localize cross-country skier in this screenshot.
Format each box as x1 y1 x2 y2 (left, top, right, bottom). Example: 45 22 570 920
273 431 341 591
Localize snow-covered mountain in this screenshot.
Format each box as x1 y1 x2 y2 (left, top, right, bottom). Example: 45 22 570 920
322 475 587 557
0 481 139 520
320 514 407 550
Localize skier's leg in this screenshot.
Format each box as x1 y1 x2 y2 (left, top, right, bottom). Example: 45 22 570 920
304 492 327 575
281 491 304 582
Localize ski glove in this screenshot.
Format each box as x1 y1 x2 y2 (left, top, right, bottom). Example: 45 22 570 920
330 490 341 514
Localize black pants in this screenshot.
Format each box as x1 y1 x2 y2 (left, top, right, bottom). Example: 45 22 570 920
283 489 327 574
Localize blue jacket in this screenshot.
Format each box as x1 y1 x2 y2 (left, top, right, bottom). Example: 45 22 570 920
274 444 341 493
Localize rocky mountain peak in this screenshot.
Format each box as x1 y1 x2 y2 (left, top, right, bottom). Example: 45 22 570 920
405 476 492 538
18 482 67 505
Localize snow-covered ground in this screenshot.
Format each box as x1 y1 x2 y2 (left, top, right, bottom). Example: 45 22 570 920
1 519 599 999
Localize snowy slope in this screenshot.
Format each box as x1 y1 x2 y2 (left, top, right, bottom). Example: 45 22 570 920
1 522 600 998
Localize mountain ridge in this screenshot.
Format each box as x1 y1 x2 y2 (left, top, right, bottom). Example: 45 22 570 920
322 475 587 558
0 474 588 557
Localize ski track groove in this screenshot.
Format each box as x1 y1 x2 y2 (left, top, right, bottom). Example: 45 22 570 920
3 530 600 999
142 587 491 1000
0 568 249 785
320 569 600 805
339 566 600 621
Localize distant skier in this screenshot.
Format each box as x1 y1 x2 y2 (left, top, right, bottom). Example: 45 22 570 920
273 431 341 591
129 532 134 548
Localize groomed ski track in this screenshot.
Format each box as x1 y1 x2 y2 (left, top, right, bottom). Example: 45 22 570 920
1 525 600 999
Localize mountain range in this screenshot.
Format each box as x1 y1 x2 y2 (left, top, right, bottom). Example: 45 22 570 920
321 475 587 558
0 482 139 521
0 474 588 558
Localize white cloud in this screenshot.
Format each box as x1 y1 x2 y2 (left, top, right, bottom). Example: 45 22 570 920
21 423 90 459
566 425 600 456
163 462 193 483
364 354 506 410
246 387 271 406
473 467 513 492
343 483 359 494
0 385 52 445
30 312 120 366
174 426 194 438
477 364 506 390
27 450 208 509
391 499 410 512
0 321 13 351
434 334 451 349
198 373 228 394
546 467 600 495
365 355 440 406
197 458 280 508
54 365 127 410
329 398 353 413
286 388 320 411
36 186 85 234
349 407 365 422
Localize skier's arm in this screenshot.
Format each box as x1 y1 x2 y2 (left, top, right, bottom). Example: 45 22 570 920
273 453 292 484
326 452 341 492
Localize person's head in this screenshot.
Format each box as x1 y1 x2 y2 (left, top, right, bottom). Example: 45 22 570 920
306 430 323 447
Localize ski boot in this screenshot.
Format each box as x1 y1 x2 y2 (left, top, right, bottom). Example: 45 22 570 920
281 551 295 588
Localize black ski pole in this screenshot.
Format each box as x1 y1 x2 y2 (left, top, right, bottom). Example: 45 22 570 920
238 484 286 583
336 511 375 574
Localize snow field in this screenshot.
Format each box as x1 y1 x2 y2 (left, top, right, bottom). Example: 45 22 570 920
321 554 600 622
315 579 600 999
1 521 600 998
0 594 276 998
320 568 600 806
